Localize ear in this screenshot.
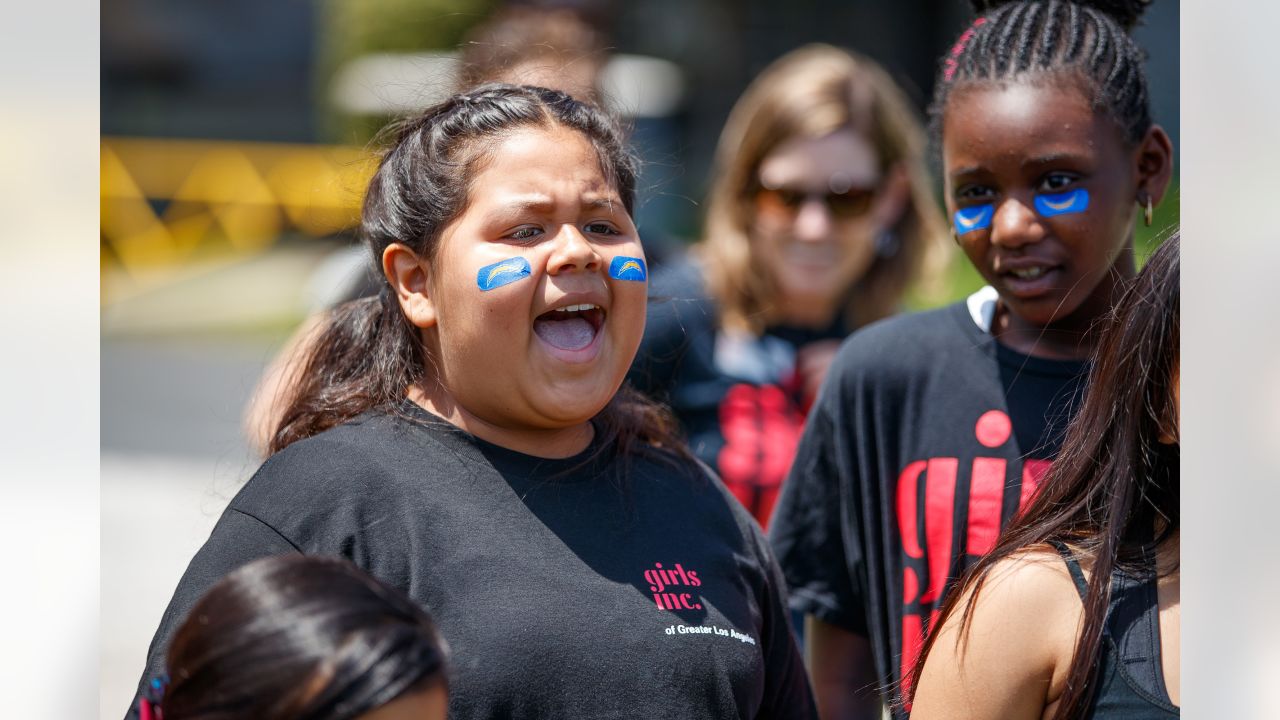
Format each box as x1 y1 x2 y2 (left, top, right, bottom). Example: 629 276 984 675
873 163 912 231
1134 124 1175 207
382 243 437 329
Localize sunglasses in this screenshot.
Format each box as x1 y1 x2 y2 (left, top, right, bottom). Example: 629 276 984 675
754 184 878 221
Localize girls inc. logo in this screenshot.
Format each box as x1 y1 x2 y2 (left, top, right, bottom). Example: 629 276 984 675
644 562 703 611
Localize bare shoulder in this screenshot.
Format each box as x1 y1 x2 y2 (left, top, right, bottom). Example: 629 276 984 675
947 543 1085 627
910 546 1084 720
984 546 1084 604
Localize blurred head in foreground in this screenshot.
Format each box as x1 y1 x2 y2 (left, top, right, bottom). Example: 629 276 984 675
151 555 448 720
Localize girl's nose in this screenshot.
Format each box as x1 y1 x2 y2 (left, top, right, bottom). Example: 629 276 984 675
989 197 1046 249
548 225 602 274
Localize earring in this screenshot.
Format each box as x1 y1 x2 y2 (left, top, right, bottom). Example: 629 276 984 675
1144 195 1153 227
875 231 900 258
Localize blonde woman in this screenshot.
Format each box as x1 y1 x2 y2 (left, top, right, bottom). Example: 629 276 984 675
629 44 948 529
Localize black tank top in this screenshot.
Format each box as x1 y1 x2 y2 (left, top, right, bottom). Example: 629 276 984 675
1050 542 1179 718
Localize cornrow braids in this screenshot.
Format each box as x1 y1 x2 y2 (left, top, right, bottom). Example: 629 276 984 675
971 0 1150 30
930 0 1154 148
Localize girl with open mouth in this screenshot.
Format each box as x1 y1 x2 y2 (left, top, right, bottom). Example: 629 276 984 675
126 85 816 720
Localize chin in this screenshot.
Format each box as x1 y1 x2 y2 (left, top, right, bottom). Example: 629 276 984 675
536 388 616 425
1007 294 1084 328
778 277 838 302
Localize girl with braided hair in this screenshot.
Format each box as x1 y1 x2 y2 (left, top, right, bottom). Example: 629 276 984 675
768 1 1173 717
127 85 816 719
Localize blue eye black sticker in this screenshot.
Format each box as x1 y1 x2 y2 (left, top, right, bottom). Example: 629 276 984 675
954 204 994 234
609 256 647 282
1034 188 1089 217
477 257 532 291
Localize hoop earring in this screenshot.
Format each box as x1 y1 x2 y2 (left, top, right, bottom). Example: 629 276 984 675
1144 196 1153 227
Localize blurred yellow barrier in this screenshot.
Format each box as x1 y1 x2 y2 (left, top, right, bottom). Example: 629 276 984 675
101 137 378 273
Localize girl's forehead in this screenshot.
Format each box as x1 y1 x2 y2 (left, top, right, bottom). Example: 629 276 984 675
467 127 616 198
948 81 1093 132
941 81 1122 166
486 124 598 161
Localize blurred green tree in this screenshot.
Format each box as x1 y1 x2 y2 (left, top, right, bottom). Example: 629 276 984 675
316 0 499 143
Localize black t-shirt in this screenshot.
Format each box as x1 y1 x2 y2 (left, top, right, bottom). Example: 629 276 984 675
768 293 1088 714
628 260 848 529
128 404 816 720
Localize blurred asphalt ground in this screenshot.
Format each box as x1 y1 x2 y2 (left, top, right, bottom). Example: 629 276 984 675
101 241 348 718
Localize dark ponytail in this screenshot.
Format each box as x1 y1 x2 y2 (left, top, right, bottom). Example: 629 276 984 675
269 294 424 454
269 84 687 463
931 0 1156 147
160 555 448 720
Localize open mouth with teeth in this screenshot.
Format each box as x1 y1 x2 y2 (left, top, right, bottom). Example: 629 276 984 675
998 263 1063 298
1007 267 1050 280
533 303 606 352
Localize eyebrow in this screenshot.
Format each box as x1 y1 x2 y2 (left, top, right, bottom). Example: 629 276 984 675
495 196 556 214
583 196 621 210
1021 152 1088 168
950 152 1090 177
948 164 984 178
490 195 623 215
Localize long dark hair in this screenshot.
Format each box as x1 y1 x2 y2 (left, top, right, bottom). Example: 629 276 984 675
907 232 1179 719
160 555 448 720
269 84 686 462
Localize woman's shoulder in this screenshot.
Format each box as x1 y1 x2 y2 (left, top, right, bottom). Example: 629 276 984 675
939 546 1085 660
958 546 1085 666
846 300 978 358
819 301 983 394
257 412 402 475
911 546 1084 717
984 545 1087 602
237 410 452 508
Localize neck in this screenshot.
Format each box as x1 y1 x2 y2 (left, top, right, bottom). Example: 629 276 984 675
994 306 1097 359
407 385 595 459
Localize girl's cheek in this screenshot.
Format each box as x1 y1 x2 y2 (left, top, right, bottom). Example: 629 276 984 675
606 250 649 284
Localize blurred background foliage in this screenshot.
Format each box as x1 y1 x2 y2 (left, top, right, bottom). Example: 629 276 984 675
316 0 499 142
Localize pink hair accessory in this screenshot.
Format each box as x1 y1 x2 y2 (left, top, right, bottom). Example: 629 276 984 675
943 17 988 82
138 675 168 720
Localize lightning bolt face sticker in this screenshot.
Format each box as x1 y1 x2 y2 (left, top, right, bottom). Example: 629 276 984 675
476 257 532 291
609 256 647 282
1034 188 1090 217
953 204 994 234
